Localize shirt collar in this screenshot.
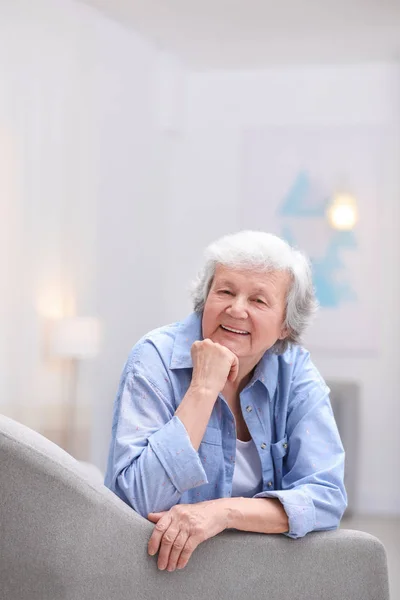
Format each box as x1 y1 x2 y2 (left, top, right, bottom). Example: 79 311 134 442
170 312 202 370
250 349 279 400
170 311 279 399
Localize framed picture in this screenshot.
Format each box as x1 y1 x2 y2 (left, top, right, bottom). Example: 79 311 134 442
240 126 390 354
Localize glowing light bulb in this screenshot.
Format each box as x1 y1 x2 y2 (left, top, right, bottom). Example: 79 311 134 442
327 193 358 230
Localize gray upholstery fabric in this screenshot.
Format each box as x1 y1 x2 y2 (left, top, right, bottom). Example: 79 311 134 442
77 461 104 486
0 414 390 600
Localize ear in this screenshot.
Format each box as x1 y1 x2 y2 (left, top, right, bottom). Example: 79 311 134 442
278 325 289 340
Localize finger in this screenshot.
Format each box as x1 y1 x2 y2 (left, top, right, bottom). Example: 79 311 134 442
227 355 239 382
148 511 167 523
177 537 199 570
157 526 181 570
165 530 189 572
148 514 172 557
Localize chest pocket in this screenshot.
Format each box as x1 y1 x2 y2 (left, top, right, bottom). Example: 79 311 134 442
199 426 223 483
270 435 288 489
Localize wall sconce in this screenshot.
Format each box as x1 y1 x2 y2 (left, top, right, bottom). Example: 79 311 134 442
327 192 358 231
50 317 101 457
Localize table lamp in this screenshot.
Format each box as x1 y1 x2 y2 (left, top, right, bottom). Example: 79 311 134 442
50 317 101 457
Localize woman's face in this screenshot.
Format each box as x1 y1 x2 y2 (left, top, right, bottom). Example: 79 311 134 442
202 264 290 369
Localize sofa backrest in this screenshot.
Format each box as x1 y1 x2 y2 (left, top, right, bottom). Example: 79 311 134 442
0 414 390 600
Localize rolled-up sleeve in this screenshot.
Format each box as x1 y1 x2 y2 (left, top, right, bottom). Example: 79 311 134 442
104 365 207 518
255 366 347 539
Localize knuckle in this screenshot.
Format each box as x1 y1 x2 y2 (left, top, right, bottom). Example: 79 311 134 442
170 508 183 520
193 526 204 539
188 514 198 526
219 345 232 359
155 521 167 532
163 533 176 545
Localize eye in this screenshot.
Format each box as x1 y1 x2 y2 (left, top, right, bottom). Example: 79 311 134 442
220 289 233 295
255 298 267 305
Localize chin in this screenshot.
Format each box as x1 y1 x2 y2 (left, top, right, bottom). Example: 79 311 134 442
218 337 246 355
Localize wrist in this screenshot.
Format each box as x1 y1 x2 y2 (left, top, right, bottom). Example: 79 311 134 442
188 382 219 402
214 497 289 534
213 498 240 530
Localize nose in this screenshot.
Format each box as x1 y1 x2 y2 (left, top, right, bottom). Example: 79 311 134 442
225 295 248 320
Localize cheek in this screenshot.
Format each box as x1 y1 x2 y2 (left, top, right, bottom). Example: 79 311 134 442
205 298 225 317
202 301 221 332
253 313 281 340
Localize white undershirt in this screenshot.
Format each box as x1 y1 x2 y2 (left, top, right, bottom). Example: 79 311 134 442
231 437 263 498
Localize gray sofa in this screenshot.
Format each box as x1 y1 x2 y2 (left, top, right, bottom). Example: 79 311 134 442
0 414 390 600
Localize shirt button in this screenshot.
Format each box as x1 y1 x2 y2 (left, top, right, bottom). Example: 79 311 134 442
283 442 288 449
260 442 267 449
246 406 252 413
267 481 273 487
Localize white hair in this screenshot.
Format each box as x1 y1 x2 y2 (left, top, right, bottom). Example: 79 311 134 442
191 230 318 354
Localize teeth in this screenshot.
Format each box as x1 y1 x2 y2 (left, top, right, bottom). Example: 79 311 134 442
221 325 249 335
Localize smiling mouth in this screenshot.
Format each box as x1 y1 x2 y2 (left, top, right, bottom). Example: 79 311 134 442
220 325 250 335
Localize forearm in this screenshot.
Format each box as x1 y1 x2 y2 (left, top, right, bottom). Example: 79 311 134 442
111 416 208 516
217 497 289 534
175 384 217 450
115 444 181 516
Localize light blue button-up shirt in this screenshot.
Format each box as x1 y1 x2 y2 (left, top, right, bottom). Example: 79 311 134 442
105 312 347 539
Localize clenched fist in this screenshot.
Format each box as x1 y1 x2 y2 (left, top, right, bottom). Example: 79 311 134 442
190 338 239 395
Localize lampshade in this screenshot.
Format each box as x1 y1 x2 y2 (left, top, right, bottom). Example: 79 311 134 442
51 317 101 359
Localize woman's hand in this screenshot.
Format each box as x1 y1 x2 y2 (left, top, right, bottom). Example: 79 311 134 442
190 339 239 395
147 500 229 571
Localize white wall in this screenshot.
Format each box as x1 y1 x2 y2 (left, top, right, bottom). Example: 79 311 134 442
0 0 101 438
166 64 400 514
91 29 187 471
0 0 181 464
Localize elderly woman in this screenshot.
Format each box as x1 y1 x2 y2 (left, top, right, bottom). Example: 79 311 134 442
105 231 347 572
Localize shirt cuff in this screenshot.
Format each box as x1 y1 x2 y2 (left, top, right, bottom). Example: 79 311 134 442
254 488 316 538
148 415 207 494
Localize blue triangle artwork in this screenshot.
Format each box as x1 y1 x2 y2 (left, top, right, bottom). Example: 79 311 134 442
279 171 357 308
